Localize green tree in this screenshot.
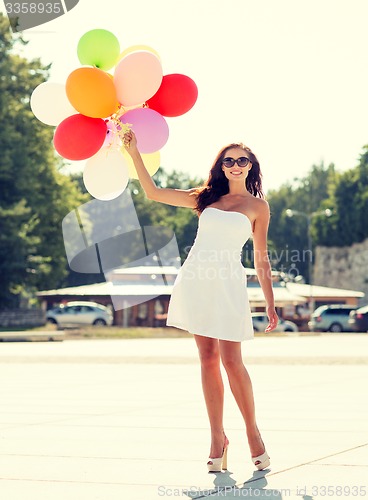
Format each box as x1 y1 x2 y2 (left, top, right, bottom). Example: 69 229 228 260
314 146 368 246
0 14 86 307
267 162 336 281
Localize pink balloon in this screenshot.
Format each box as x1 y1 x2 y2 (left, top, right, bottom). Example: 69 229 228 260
103 120 118 147
113 51 163 107
120 108 169 154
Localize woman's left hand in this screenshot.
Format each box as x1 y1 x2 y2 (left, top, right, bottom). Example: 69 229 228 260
265 306 279 332
123 130 138 154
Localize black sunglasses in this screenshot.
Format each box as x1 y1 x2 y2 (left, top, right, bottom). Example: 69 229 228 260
222 156 251 168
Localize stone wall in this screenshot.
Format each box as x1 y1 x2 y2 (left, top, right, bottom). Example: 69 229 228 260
0 309 46 328
313 238 368 304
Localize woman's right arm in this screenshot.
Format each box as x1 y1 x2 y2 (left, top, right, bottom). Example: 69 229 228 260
124 131 197 208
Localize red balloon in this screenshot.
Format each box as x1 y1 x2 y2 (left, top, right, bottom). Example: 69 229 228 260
54 114 107 161
147 74 198 117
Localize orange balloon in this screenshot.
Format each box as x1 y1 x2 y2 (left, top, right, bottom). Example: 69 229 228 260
66 67 119 118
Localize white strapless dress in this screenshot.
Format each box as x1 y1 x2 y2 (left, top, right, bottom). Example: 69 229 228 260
166 207 254 342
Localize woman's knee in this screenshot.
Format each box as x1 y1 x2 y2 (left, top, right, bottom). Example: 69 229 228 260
194 336 220 368
219 342 244 373
221 354 244 373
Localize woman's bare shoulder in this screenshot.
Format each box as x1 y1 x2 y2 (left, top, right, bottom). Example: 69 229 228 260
255 197 269 209
246 197 269 223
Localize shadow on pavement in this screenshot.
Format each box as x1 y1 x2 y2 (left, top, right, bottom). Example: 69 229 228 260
183 468 292 498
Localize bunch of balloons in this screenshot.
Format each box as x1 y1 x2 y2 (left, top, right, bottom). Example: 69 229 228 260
30 29 198 200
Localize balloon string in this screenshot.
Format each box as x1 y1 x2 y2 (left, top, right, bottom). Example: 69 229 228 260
108 105 132 149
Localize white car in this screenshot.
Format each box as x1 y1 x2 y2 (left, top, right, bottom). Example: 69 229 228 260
46 301 113 328
251 312 298 332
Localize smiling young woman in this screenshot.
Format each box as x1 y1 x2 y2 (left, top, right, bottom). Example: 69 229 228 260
124 132 278 473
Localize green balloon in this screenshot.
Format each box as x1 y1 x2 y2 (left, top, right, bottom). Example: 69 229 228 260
77 29 120 71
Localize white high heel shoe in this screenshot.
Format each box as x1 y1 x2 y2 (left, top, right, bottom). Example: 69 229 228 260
252 450 270 470
251 431 270 470
207 437 229 472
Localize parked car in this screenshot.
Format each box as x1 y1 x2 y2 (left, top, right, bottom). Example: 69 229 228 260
251 312 298 332
348 305 368 332
308 304 357 332
46 301 113 328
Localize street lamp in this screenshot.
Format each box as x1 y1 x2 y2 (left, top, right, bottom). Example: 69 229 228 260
285 208 332 313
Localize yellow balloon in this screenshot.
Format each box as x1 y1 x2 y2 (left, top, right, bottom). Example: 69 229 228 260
117 45 161 63
122 150 160 179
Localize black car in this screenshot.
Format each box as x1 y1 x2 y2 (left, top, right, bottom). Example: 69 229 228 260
348 305 368 332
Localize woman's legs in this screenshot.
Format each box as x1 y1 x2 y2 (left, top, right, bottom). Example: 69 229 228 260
219 340 265 457
194 334 227 458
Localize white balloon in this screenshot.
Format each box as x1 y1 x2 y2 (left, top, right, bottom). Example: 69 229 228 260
83 148 129 200
31 82 76 126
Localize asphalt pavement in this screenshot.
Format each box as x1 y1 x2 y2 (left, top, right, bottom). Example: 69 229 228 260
0 333 367 499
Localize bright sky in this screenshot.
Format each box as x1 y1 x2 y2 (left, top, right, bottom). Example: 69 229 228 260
2 0 368 194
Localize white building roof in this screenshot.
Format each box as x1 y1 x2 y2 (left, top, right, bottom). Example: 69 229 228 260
109 266 180 275
37 282 306 306
107 265 280 277
249 286 306 305
37 267 364 303
287 282 364 299
37 282 171 297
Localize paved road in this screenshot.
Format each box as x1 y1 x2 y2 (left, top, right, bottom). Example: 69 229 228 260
0 334 367 499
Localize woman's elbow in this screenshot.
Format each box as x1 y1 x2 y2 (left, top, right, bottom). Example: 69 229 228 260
145 187 159 201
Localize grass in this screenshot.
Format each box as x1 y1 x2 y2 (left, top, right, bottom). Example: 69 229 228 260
0 324 319 339
0 326 48 332
61 326 193 339
0 324 192 339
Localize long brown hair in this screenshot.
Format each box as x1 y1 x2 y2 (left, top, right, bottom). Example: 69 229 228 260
190 143 264 215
